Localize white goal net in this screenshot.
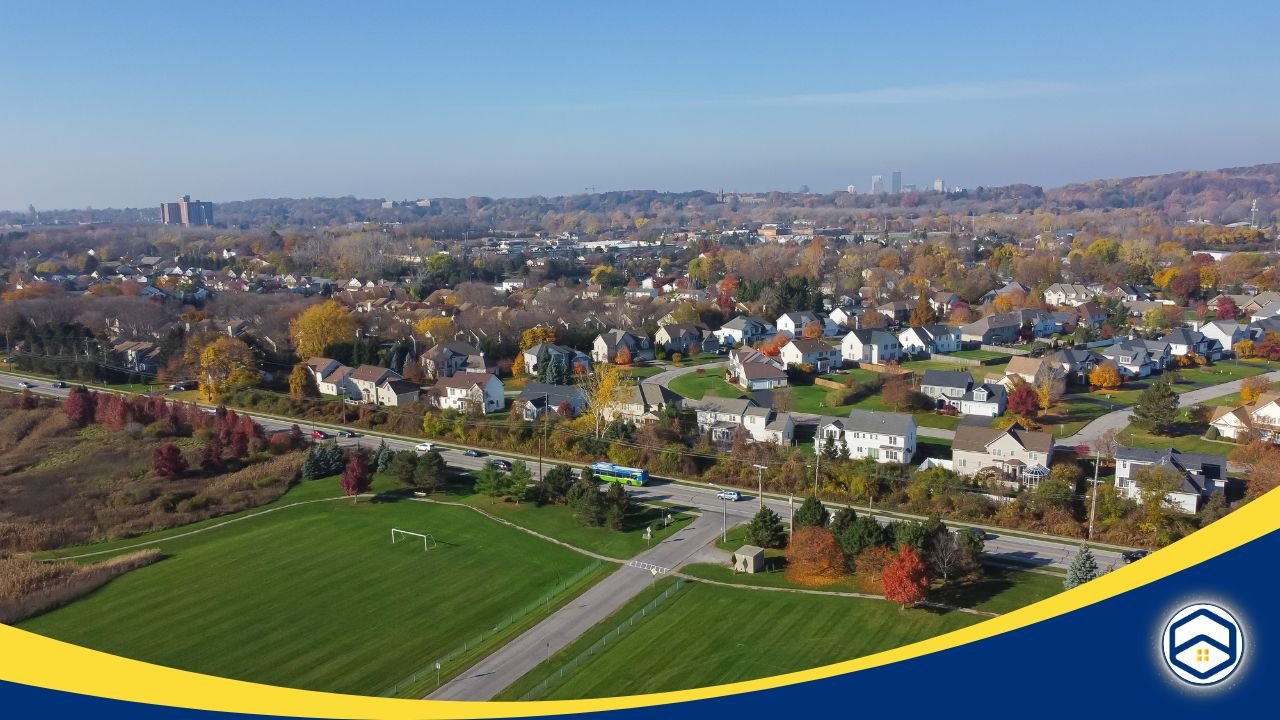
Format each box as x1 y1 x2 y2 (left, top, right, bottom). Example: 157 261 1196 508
391 528 437 550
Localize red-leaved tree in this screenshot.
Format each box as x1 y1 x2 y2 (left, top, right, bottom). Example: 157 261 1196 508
1007 382 1041 420
1216 296 1239 320
200 436 224 472
882 546 929 608
340 449 372 498
63 387 96 426
152 443 188 478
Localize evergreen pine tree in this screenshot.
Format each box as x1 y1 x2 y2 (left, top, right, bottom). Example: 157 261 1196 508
744 506 787 549
1131 379 1179 435
1064 545 1100 589
829 507 857 539
794 496 830 527
374 439 393 472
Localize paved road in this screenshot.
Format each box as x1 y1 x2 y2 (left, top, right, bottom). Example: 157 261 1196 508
428 510 730 701
1063 370 1280 447
0 371 1120 568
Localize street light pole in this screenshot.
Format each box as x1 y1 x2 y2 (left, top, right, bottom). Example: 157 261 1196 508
1088 447 1101 540
753 464 767 509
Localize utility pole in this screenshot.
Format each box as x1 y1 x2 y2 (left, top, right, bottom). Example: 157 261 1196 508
788 494 794 539
538 391 549 481
753 463 767 509
1088 447 1101 540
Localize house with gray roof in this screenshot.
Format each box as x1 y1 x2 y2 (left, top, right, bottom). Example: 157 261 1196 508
517 382 588 420
816 409 916 464
713 316 773 347
592 329 654 364
952 423 1054 488
688 396 793 446
919 369 1007 417
1115 446 1226 514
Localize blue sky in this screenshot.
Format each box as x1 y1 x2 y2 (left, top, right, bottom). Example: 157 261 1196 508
2 1 1278 210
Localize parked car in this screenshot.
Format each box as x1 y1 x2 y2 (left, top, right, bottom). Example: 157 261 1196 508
414 442 436 452
336 430 355 438
309 430 328 439
716 489 741 502
17 380 34 389
51 381 68 389
491 459 512 471
2 357 14 363
1122 549 1150 563
463 449 483 457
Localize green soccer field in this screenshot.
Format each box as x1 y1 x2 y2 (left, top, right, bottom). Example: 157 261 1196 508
504 580 984 700
20 480 608 696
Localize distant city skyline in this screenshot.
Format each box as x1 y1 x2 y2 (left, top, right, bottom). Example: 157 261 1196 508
2 1 1279 210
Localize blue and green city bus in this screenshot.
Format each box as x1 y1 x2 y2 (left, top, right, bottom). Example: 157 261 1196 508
590 461 649 486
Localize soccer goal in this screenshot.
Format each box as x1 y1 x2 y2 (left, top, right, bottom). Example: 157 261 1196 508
391 528 437 551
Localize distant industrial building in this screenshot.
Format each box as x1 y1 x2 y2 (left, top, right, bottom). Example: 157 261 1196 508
934 178 946 192
870 175 884 194
160 195 214 226
891 171 902 194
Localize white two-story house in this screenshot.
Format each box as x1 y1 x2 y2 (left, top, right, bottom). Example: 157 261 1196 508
778 338 842 373
431 372 504 414
897 324 962 355
841 329 901 364
817 409 916 464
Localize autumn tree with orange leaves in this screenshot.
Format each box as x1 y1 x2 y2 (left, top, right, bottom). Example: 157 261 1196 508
784 526 846 586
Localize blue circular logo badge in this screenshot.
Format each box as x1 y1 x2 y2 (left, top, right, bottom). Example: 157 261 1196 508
1161 603 1244 686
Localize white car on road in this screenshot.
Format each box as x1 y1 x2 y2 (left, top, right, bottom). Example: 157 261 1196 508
414 442 436 453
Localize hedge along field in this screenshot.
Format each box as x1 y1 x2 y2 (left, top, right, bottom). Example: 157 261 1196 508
20 483 604 695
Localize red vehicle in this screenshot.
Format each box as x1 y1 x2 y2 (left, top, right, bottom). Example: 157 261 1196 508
309 430 328 439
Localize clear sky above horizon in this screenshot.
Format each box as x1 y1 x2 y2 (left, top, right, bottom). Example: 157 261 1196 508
2 1 1278 211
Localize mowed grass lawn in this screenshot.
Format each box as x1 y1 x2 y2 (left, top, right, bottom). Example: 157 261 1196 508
668 371 744 400
21 482 605 696
1172 361 1266 386
505 581 982 699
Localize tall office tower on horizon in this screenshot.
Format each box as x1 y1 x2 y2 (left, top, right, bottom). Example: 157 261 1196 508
934 178 945 192
871 175 884 194
891 171 902 194
160 195 214 226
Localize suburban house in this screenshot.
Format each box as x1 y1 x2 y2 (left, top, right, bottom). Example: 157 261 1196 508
111 340 162 374
992 356 1066 396
1101 283 1152 302
951 424 1054 487
373 378 422 406
654 323 714 355
713 315 774 346
517 381 588 420
1100 338 1166 378
1066 301 1108 329
980 280 1030 304
930 291 963 317
348 365 401 404
1209 392 1280 443
422 340 490 378
776 310 835 338
876 301 913 326
728 347 789 391
1160 328 1222 361
431 372 505 414
611 382 682 423
960 312 1023 344
688 396 793 446
816 409 916 464
828 305 862 328
1046 348 1104 385
778 338 842 373
919 370 1007 417
1198 320 1249 355
841 329 902 364
523 343 591 376
1044 283 1098 307
307 357 354 397
1114 446 1226 514
592 329 654 364
897 324 962 355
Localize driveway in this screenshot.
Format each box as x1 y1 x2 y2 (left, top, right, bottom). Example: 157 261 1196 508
1063 370 1280 447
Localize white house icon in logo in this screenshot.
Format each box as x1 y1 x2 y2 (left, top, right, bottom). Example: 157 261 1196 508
1161 603 1244 686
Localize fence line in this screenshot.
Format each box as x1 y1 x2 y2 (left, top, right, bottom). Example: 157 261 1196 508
519 579 689 701
378 559 605 698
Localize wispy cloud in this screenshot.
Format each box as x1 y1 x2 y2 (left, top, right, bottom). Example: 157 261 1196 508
741 80 1083 107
